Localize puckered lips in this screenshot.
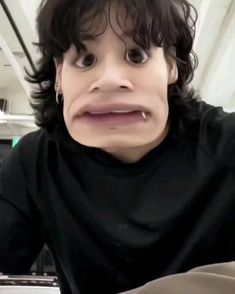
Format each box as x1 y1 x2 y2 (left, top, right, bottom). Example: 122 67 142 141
76 103 150 126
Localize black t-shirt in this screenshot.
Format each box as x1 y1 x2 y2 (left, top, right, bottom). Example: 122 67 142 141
0 103 235 294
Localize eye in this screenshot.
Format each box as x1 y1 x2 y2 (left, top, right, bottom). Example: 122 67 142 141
126 48 149 64
75 53 97 68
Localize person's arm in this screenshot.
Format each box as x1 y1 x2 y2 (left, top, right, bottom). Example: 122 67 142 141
119 262 235 294
0 143 45 274
0 195 45 274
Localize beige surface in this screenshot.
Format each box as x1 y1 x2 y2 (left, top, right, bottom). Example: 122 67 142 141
119 262 235 294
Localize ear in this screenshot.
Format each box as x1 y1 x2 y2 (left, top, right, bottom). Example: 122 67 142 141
168 61 178 85
54 57 63 92
167 47 178 85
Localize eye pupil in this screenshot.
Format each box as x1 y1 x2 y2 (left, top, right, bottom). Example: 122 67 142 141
128 48 147 64
83 54 95 67
75 48 148 68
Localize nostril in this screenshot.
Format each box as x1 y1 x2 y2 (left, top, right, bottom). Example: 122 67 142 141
120 85 128 89
92 87 99 92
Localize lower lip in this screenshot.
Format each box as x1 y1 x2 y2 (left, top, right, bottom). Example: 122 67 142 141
78 111 147 126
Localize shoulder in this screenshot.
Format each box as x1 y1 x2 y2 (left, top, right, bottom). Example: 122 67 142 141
17 128 49 153
0 127 56 210
198 102 235 170
0 127 53 182
12 125 59 161
0 128 53 218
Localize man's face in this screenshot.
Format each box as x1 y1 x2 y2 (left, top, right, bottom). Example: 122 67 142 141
55 13 178 150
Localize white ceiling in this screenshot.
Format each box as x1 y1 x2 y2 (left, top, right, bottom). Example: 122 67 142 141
0 0 235 139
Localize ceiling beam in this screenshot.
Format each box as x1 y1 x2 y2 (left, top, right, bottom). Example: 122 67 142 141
200 0 235 108
192 0 233 90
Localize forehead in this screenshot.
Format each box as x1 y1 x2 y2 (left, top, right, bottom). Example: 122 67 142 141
63 0 164 55
65 29 136 59
79 3 135 41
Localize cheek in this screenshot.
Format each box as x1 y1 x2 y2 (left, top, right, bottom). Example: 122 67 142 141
138 75 169 103
137 68 169 122
137 63 169 95
61 68 88 116
61 66 80 94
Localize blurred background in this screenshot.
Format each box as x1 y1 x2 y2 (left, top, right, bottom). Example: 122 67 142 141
0 0 235 275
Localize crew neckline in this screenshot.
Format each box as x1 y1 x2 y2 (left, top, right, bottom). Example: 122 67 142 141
55 122 177 176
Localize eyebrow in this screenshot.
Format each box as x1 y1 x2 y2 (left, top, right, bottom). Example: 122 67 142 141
81 32 133 44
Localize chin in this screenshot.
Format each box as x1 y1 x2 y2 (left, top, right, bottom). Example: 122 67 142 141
72 133 159 149
68 118 169 148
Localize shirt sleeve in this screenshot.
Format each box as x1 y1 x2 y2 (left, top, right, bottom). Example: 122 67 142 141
0 144 45 274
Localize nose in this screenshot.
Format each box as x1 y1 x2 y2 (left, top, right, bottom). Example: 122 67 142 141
88 60 134 93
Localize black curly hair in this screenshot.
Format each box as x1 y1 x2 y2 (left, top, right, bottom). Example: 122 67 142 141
26 0 201 136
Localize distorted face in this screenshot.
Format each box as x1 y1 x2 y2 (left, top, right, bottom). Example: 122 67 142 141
55 5 178 159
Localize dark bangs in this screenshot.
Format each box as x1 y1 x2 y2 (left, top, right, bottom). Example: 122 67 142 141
26 0 201 136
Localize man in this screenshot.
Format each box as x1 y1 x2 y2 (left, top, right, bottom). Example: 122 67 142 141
0 0 235 293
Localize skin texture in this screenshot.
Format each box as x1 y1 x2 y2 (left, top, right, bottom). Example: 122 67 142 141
55 6 178 163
